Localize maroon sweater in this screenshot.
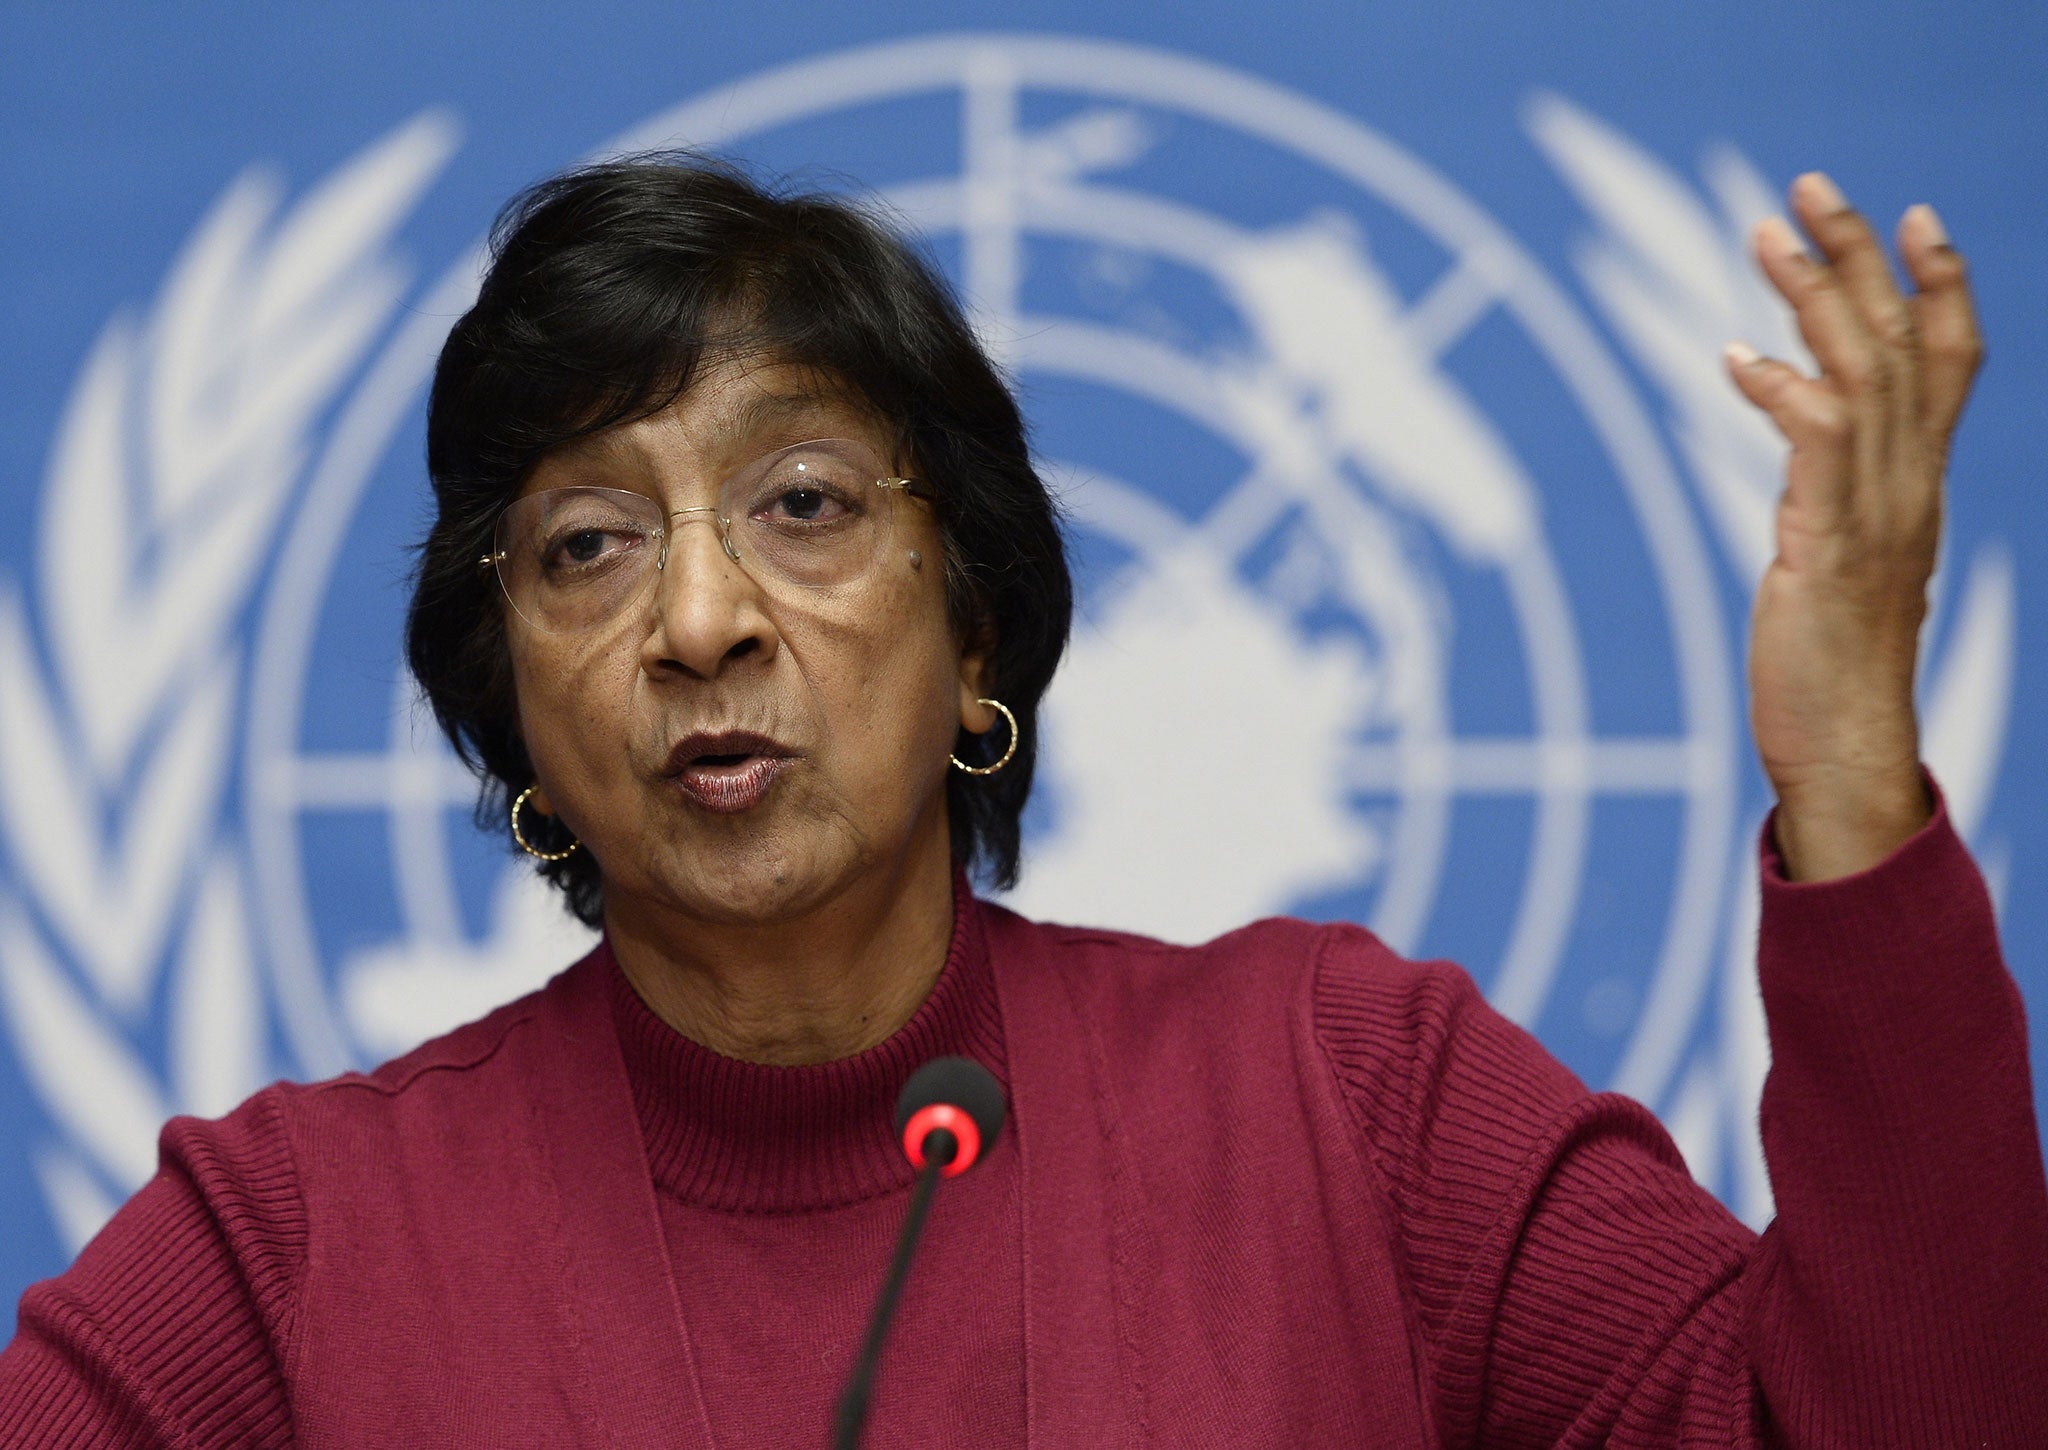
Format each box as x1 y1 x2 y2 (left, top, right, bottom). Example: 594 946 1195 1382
0 799 2043 1446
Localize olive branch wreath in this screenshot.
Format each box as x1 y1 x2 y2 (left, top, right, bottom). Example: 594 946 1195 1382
1528 95 2015 1226
0 90 2014 1254
0 114 456 1252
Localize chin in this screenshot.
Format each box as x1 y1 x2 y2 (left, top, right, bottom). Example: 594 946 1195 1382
641 826 873 929
592 769 939 932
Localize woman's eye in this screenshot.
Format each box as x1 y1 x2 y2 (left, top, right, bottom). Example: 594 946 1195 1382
542 526 638 570
775 487 834 522
731 448 880 528
757 478 857 525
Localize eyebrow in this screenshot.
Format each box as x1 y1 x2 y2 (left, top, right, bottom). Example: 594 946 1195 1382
717 383 873 441
531 374 883 488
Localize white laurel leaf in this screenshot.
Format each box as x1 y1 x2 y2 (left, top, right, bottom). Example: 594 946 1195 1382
1571 243 1783 582
0 590 105 962
170 850 264 1117
91 652 238 1011
144 478 290 699
1525 91 1802 588
0 113 461 1243
0 592 238 1011
254 116 457 334
146 169 284 521
1700 145 1782 263
1920 544 2013 842
43 112 457 779
39 315 143 779
1531 93 2016 846
1530 97 1739 312
0 903 167 1189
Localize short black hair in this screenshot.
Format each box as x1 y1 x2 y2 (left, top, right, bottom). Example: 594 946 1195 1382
406 155 1071 926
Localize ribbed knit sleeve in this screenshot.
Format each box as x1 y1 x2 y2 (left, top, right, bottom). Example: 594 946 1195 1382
1313 798 2048 1447
0 1090 304 1448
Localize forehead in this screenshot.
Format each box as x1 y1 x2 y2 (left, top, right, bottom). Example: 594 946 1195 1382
527 358 890 490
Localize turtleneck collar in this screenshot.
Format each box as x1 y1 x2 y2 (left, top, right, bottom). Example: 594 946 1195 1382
605 873 1007 1213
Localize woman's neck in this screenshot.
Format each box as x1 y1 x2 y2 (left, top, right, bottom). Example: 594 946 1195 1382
600 829 959 1066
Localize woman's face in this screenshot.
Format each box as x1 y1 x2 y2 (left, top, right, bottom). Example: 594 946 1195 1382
504 357 988 929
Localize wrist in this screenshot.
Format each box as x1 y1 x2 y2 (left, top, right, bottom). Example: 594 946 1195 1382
1771 765 1932 882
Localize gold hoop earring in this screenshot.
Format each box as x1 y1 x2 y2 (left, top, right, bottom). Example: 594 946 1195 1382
511 784 580 861
950 698 1019 777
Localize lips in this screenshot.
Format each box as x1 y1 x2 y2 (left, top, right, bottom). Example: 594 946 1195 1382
663 730 795 814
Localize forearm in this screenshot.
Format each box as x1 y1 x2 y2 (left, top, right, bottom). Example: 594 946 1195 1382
1343 789 2047 1447
1749 789 2048 1444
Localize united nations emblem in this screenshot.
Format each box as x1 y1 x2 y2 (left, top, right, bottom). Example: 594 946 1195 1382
0 34 2012 1258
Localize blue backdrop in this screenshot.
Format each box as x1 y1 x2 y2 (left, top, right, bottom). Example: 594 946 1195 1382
1 1 2042 1311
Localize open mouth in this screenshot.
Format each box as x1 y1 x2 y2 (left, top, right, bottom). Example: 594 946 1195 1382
666 732 793 814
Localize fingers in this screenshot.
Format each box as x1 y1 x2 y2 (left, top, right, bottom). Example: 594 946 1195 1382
1746 218 1886 523
1724 342 1852 521
1740 174 1986 543
1751 207 1905 425
1748 173 1982 449
1898 203 1984 438
1723 342 1831 436
1790 173 1920 363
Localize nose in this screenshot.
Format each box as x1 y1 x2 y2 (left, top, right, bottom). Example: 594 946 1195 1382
640 509 779 681
659 506 738 567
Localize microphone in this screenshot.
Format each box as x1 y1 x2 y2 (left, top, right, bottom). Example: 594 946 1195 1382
831 1057 1005 1450
895 1056 1006 1177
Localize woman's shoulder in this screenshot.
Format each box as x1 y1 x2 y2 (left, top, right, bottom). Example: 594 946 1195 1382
976 897 1494 1069
166 943 606 1177
982 897 1475 1001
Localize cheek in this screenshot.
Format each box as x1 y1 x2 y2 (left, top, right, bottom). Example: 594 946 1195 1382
789 597 961 778
509 638 637 787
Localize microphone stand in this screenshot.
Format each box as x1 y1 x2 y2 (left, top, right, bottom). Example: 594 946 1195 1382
830 1131 955 1450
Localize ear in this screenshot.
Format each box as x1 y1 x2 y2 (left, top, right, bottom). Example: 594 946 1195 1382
956 623 997 733
530 783 557 817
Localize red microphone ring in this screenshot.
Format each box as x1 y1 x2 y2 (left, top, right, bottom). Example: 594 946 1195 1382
901 1103 981 1177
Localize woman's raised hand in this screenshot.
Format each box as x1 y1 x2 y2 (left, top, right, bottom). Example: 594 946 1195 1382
1726 171 1983 881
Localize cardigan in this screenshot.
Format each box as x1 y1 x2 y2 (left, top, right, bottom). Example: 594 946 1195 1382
0 795 2043 1446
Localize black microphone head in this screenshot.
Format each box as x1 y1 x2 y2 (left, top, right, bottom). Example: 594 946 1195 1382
895 1057 1005 1176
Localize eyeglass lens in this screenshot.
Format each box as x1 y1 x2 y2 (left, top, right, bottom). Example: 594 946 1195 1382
492 438 907 635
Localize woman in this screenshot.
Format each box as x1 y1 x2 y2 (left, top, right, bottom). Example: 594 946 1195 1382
0 158 2041 1447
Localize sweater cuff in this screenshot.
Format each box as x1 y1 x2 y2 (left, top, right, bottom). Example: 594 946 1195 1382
1756 769 2010 1029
